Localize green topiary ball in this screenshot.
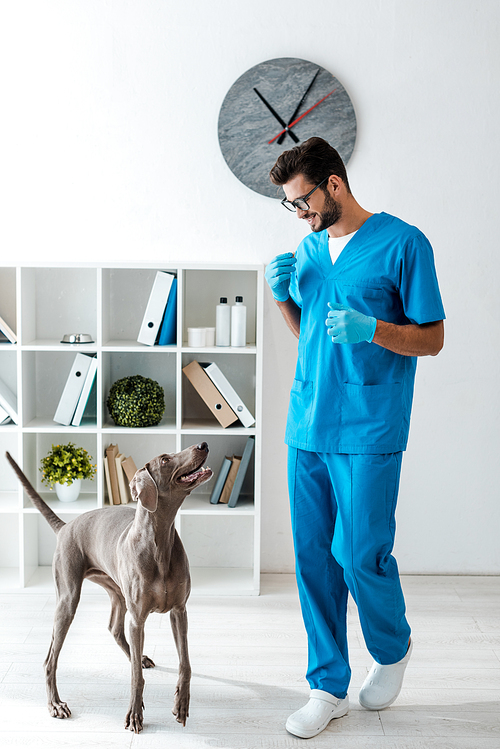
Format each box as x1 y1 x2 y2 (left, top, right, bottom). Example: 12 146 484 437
107 375 165 428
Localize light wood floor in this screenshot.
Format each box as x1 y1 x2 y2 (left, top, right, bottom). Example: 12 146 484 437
0 574 499 748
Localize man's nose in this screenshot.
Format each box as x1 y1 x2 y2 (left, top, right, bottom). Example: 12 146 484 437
296 207 308 219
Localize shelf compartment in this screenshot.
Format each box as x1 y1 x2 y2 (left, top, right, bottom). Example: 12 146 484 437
20 267 98 346
101 267 178 346
181 514 254 568
21 350 98 428
180 432 255 508
102 431 177 480
102 350 176 429
181 353 256 429
183 269 257 347
21 431 99 510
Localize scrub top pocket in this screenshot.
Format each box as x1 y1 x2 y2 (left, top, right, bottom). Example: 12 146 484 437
340 382 406 452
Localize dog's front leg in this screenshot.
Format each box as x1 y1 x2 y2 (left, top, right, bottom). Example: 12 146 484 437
125 617 146 733
170 605 191 726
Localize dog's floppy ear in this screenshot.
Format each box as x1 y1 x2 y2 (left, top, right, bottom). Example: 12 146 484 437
130 466 158 513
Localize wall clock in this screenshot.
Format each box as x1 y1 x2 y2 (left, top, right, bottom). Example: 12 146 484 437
218 57 357 199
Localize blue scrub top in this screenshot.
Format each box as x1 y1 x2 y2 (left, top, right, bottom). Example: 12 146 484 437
286 212 445 454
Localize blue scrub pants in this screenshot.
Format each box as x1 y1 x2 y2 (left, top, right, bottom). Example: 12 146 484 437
288 447 411 699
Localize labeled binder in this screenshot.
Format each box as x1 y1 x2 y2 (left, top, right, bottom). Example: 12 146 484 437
182 360 238 428
0 376 18 424
53 353 93 426
71 356 98 426
200 362 255 428
227 436 255 508
137 271 176 345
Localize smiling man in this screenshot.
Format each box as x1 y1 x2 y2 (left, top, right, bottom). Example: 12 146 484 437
265 137 445 739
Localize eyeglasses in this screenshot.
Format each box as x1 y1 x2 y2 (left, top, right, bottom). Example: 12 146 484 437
281 176 329 212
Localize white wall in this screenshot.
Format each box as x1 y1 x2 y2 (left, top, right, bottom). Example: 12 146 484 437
1 0 499 573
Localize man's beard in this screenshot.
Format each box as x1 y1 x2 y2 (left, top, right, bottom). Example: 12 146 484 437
311 191 342 232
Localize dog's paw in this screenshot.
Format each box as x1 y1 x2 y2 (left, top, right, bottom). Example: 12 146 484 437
172 686 190 726
125 708 143 733
48 700 71 719
142 654 155 669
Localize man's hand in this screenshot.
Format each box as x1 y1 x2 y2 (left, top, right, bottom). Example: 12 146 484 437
265 253 297 302
326 303 377 344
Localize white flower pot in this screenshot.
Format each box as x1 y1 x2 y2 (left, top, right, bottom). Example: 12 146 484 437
55 479 82 503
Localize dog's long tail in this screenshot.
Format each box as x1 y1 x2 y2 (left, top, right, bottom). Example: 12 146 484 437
6 452 65 534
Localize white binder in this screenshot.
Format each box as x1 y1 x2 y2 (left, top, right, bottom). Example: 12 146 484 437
71 356 98 426
137 271 175 345
53 353 93 426
200 362 255 428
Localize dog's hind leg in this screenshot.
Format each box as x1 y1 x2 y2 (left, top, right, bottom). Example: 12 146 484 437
170 605 191 726
86 570 155 669
45 558 85 719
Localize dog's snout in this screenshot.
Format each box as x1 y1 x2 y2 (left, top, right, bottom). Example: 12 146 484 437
197 442 209 453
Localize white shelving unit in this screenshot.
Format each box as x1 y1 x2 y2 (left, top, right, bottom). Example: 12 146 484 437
0 263 264 595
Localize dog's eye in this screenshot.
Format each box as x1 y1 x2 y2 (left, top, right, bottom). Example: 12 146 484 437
161 456 170 465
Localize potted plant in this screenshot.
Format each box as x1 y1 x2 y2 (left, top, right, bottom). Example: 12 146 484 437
40 442 97 502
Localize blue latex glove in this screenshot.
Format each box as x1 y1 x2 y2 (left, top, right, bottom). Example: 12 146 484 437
265 253 297 302
326 303 377 344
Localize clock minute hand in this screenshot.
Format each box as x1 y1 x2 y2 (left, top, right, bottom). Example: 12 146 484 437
253 87 299 144
277 69 321 146
268 87 338 145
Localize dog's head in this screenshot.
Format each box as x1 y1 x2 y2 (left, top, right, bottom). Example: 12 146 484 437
130 443 213 513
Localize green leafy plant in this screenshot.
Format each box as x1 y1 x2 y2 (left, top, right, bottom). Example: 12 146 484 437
107 375 165 428
40 442 97 489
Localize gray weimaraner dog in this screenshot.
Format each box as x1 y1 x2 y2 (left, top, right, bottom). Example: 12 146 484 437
6 443 212 733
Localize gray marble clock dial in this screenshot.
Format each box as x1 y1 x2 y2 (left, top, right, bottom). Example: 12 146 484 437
218 57 357 199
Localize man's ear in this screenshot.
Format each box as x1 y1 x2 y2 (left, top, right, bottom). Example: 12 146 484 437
130 466 158 513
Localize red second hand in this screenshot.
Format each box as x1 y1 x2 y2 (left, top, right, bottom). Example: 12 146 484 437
268 88 338 144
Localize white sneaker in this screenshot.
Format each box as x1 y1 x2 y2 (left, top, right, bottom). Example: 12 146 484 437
285 690 349 739
359 639 413 710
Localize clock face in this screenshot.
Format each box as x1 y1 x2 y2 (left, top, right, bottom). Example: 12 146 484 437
218 57 357 199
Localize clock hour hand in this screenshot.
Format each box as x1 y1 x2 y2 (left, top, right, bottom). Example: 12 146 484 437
269 87 338 144
253 88 299 144
277 69 320 145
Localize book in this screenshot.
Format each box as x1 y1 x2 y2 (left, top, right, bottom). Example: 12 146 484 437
227 436 255 508
0 314 16 344
105 444 121 505
219 456 242 504
199 362 255 428
210 456 232 504
0 375 18 424
121 456 138 484
71 356 98 426
157 277 177 345
137 271 176 345
115 453 132 504
103 456 112 505
182 360 238 428
53 353 93 426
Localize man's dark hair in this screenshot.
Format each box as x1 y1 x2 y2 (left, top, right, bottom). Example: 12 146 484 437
269 136 351 194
